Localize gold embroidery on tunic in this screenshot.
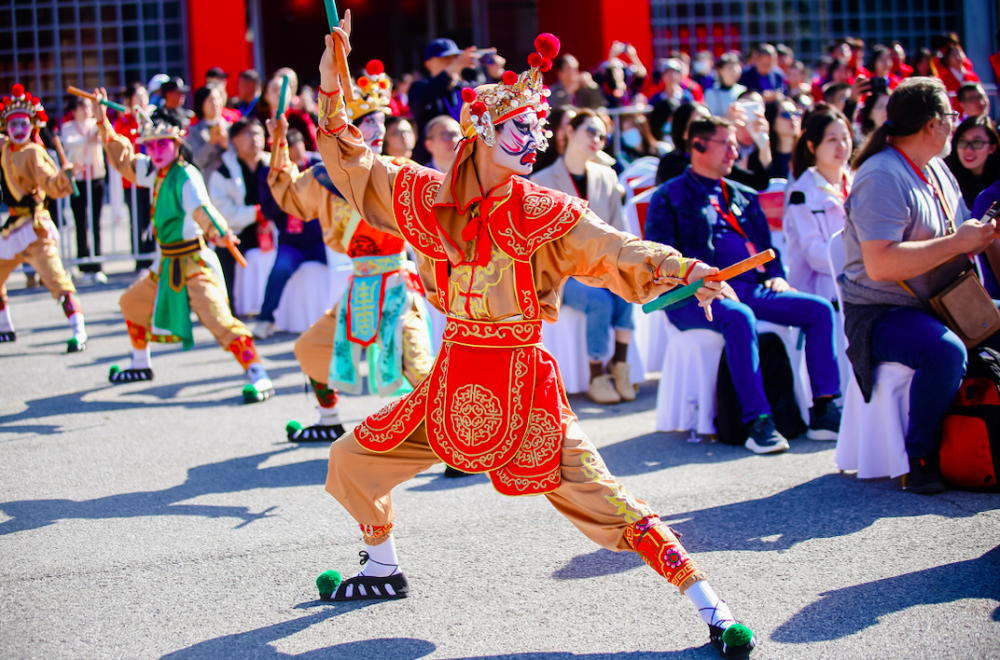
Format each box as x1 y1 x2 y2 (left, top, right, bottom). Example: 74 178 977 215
450 244 513 319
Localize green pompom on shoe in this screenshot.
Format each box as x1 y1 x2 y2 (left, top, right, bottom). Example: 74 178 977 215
722 624 754 648
109 365 120 378
286 420 303 435
66 337 86 353
317 570 342 601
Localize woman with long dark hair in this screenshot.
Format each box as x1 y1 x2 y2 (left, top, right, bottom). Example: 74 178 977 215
764 98 802 179
943 115 1000 209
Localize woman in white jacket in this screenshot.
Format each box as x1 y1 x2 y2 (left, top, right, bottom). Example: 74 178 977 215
784 105 854 303
208 117 270 314
531 108 636 406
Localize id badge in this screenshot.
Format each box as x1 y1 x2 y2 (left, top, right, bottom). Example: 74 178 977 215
287 216 304 234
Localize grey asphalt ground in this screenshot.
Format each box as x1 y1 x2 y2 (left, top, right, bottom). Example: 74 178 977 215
1 272 998 660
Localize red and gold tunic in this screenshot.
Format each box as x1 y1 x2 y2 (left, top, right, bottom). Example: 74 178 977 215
315 92 697 497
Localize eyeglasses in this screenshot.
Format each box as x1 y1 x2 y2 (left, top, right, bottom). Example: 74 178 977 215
585 125 607 142
699 137 740 152
780 110 803 120
957 139 990 150
942 111 961 126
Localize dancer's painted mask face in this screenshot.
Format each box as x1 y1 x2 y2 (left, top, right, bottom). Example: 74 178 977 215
492 110 542 175
146 138 178 170
6 115 33 145
359 112 386 153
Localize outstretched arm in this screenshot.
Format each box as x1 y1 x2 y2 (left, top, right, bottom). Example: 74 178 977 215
313 19 404 238
93 87 145 185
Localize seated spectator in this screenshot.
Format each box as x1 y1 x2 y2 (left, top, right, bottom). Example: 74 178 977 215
841 77 999 494
704 53 747 117
656 103 711 184
293 86 319 126
383 115 416 160
765 98 802 179
150 77 193 128
423 115 462 172
230 69 262 117
891 42 913 78
810 56 833 101
732 92 774 189
846 37 871 81
61 96 107 284
957 82 990 120
786 60 811 97
739 44 787 100
208 117 269 313
260 70 317 151
531 109 636 404
911 48 933 77
550 54 606 110
253 129 327 339
204 67 242 122
645 116 842 454
822 81 851 114
650 58 696 106
186 85 229 180
944 115 1000 210
392 72 413 118
648 100 676 152
532 105 577 173
620 112 670 161
858 89 890 140
973 180 1000 297
776 45 795 76
936 44 980 112
866 45 901 91
409 38 479 163
784 104 853 301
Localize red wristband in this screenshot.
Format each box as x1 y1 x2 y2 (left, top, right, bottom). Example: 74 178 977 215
318 86 341 98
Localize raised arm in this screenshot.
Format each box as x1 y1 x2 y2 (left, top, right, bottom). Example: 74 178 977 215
182 169 229 242
93 88 146 184
313 26 403 238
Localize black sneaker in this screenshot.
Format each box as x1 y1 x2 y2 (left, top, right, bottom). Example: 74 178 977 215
744 415 789 454
0 330 15 343
904 455 945 495
807 402 841 441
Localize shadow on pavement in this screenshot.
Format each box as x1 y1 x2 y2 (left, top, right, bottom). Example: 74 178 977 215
773 545 1000 643
0 447 326 535
406 471 490 492
551 548 645 579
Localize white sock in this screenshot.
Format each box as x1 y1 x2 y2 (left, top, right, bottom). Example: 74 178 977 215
0 307 13 333
317 405 342 427
130 347 151 370
686 580 735 629
68 312 87 342
246 363 273 390
358 534 399 578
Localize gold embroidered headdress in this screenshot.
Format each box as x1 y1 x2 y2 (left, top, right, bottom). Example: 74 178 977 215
0 84 48 131
133 106 183 144
345 60 393 121
460 33 561 148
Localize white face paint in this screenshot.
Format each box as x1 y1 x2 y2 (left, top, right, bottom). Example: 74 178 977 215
491 110 543 176
359 112 386 153
6 114 33 144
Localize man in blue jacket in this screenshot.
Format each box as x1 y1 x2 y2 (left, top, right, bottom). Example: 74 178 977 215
645 116 841 453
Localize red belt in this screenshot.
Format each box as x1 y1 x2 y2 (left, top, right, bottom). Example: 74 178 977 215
442 317 542 348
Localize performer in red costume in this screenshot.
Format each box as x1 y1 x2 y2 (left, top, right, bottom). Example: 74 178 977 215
312 14 756 659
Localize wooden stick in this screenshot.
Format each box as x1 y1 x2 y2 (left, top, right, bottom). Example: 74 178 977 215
334 35 355 104
51 136 80 198
227 238 248 268
642 249 776 313
67 86 128 113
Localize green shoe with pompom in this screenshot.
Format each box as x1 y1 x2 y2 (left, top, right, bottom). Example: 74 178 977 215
710 623 755 659
316 570 342 601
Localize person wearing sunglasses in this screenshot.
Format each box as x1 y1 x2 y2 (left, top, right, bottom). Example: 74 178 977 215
532 108 637 404
944 115 1000 210
764 99 803 180
646 116 843 454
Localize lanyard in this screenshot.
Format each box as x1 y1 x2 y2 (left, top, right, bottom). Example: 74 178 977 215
710 181 747 239
892 147 955 233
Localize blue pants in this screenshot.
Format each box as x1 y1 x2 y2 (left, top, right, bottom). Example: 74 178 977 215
667 283 840 423
871 305 1000 460
562 277 635 360
258 243 328 322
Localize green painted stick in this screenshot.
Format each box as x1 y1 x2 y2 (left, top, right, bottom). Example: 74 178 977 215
67 86 128 113
324 0 340 32
642 249 776 313
322 0 355 103
276 75 289 117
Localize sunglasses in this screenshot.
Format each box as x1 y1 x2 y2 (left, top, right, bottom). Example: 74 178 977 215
780 110 803 120
584 124 607 142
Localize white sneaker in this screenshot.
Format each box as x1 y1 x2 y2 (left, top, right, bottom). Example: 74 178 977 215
253 320 276 339
243 363 275 403
93 272 108 284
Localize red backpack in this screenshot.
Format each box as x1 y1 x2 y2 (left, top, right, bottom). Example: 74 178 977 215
940 347 1000 491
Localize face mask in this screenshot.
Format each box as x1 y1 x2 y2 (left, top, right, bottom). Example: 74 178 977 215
622 127 642 149
6 115 32 145
693 61 711 76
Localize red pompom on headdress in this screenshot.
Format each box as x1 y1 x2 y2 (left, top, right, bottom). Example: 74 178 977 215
534 34 560 60
356 76 370 89
527 52 543 69
366 60 385 76
461 87 478 104
540 58 552 72
11 83 24 98
471 100 487 116
502 70 519 86
37 110 48 123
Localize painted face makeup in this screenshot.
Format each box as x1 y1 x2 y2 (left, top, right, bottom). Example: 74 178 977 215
6 115 33 145
359 112 386 152
493 110 542 175
146 138 179 170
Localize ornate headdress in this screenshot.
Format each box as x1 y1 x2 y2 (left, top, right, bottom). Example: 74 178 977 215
133 106 183 144
461 33 561 147
345 60 393 122
0 84 48 132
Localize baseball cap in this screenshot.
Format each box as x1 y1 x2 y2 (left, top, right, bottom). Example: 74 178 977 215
206 66 229 80
147 73 170 93
159 77 190 94
424 38 462 61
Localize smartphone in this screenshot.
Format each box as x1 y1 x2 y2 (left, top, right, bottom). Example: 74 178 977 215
984 200 1000 224
473 48 496 56
870 77 888 95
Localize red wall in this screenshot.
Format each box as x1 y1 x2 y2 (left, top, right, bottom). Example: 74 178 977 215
186 0 254 98
537 0 652 73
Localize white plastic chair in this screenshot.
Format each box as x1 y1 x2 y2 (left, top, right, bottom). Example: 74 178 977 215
827 230 914 479
233 246 275 317
623 186 658 239
541 304 646 395
272 247 341 334
619 157 658 187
